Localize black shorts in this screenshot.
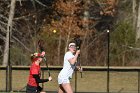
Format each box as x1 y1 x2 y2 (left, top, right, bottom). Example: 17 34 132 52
26 84 43 93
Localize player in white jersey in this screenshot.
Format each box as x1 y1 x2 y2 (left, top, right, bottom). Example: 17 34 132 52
58 42 81 93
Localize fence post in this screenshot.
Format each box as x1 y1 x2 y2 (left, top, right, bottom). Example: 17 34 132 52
107 30 110 93
6 66 8 91
75 70 77 93
138 71 140 93
6 65 12 92
42 70 44 89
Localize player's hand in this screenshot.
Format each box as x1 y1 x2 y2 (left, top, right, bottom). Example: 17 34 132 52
76 50 80 55
48 76 52 81
41 51 45 57
78 67 83 72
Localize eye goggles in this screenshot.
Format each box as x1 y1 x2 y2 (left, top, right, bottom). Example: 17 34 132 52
69 45 76 48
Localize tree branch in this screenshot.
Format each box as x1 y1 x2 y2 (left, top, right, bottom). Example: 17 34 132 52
12 36 32 52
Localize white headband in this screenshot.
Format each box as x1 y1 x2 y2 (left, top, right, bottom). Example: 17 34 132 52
69 43 76 47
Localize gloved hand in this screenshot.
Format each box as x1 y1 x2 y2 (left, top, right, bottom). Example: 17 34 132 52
48 76 52 81
41 51 45 57
78 67 83 72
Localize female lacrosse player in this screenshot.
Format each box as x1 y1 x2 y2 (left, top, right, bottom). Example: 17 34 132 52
58 42 81 93
26 51 52 93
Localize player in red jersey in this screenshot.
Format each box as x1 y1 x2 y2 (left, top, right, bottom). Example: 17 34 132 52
26 51 52 93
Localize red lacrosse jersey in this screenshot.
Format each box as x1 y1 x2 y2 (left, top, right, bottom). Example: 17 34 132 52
27 62 41 87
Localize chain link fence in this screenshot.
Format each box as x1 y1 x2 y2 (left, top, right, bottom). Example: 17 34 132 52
0 66 140 93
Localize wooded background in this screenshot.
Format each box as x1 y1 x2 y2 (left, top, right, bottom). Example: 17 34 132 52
0 0 140 66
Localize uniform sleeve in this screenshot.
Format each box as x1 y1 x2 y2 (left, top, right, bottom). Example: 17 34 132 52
65 52 75 60
33 74 49 83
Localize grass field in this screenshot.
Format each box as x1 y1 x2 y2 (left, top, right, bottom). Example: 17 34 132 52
0 70 139 93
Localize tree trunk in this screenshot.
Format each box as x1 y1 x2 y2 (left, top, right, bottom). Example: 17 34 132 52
2 0 16 66
82 0 90 65
57 32 62 65
65 30 71 53
136 1 140 42
132 0 137 31
64 17 72 53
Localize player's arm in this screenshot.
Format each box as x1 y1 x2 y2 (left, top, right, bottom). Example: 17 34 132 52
33 74 49 83
68 50 80 65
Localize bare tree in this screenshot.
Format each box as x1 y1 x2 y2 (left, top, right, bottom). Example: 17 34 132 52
132 0 137 31
3 0 16 66
136 1 140 42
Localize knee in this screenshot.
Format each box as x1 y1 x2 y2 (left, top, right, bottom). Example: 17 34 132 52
67 92 73 93
40 91 46 93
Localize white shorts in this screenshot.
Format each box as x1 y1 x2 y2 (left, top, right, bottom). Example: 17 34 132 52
58 77 70 84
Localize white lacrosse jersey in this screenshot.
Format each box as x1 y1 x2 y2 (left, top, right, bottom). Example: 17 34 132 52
58 51 76 79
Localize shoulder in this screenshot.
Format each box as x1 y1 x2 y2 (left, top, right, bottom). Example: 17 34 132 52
65 51 73 55
65 52 73 57
64 51 74 59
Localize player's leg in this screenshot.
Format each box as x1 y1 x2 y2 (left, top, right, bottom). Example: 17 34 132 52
61 83 73 93
58 84 65 93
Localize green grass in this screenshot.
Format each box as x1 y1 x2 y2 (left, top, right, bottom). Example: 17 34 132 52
0 70 138 92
